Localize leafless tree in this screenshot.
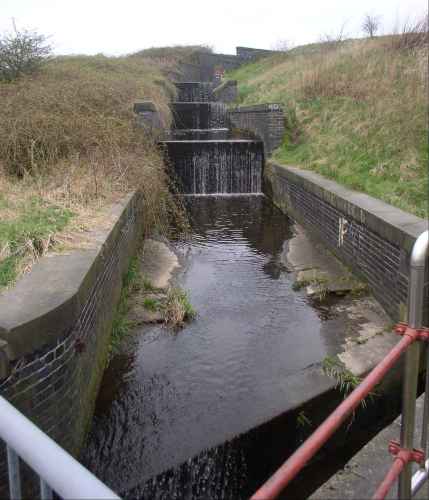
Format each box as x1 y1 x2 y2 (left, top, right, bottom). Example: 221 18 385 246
362 14 381 38
0 21 51 81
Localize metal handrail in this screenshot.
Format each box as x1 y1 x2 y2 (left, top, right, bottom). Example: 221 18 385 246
398 229 428 499
251 230 428 500
0 395 120 499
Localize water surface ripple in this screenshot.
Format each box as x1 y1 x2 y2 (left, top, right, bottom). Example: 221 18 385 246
83 195 328 497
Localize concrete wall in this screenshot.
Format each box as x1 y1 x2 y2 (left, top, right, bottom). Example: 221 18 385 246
0 192 144 492
264 162 428 322
236 46 278 60
213 80 237 103
134 102 164 135
198 52 244 82
228 104 285 156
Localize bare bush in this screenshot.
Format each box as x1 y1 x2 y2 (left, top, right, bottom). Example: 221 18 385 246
0 23 51 81
389 13 428 51
362 14 381 38
319 21 349 51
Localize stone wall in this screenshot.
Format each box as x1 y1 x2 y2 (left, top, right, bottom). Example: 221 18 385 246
134 102 164 135
0 192 144 492
198 52 244 82
235 46 278 60
228 104 285 156
264 162 428 322
213 80 237 103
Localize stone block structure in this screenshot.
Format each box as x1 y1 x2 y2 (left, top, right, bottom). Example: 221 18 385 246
228 103 285 156
264 163 428 322
0 192 144 493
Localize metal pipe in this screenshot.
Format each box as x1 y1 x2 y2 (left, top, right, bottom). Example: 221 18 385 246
398 230 428 499
251 333 417 500
411 458 429 496
7 445 22 500
420 349 429 456
373 457 406 500
0 396 120 499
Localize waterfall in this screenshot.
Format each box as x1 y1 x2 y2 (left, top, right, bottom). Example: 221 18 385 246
163 140 263 194
162 82 263 195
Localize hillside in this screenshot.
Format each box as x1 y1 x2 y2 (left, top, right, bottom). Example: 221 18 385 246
0 48 197 289
228 36 428 218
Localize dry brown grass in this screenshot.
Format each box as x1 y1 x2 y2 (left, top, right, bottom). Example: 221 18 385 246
0 52 190 288
229 26 428 217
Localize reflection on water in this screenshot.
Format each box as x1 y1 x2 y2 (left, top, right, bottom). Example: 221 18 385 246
83 195 328 498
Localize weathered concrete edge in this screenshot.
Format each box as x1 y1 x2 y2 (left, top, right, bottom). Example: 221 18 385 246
0 191 140 367
229 102 283 113
220 330 401 450
267 162 427 252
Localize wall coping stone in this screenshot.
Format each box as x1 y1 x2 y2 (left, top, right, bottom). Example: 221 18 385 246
134 101 157 113
268 162 427 252
229 103 283 113
0 192 137 364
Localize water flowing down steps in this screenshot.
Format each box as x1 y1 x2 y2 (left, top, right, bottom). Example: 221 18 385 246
161 83 263 195
175 82 215 103
162 140 263 194
170 102 228 130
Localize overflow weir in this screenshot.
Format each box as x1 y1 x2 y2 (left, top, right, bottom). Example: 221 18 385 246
160 89 263 195
83 81 404 499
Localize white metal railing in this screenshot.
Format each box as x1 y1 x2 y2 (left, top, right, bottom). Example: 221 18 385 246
0 395 120 499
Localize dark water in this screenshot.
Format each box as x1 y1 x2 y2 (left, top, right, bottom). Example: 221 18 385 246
83 195 340 498
171 103 227 129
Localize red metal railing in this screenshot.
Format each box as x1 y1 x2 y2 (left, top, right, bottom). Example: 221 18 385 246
251 230 428 500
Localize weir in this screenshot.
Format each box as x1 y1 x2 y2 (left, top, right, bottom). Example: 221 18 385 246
161 84 263 195
84 79 405 500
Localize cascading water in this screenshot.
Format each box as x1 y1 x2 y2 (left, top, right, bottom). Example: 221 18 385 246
84 80 402 500
163 89 263 195
175 82 215 103
162 140 262 194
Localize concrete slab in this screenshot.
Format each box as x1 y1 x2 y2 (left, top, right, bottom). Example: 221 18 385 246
310 394 428 499
285 225 367 298
140 239 180 290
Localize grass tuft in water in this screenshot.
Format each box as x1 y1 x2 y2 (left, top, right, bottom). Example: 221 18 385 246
164 287 196 327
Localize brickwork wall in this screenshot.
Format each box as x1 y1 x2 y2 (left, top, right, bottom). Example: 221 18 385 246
213 80 237 103
264 163 428 322
228 104 285 156
0 192 143 496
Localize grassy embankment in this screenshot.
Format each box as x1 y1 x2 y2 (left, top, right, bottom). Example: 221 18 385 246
227 35 428 218
0 47 202 289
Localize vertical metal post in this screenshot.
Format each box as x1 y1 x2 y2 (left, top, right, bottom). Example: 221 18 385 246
398 230 428 500
420 348 429 457
40 478 53 500
6 445 22 500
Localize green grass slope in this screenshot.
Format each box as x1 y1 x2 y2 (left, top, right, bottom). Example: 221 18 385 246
228 37 428 218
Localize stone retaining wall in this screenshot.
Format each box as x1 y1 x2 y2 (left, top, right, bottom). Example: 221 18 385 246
213 80 237 103
0 192 143 492
264 162 428 322
228 103 285 156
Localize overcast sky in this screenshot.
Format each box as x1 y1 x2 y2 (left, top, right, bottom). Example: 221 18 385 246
0 0 427 56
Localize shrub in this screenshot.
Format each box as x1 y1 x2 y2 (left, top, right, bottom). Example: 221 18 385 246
0 25 51 81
